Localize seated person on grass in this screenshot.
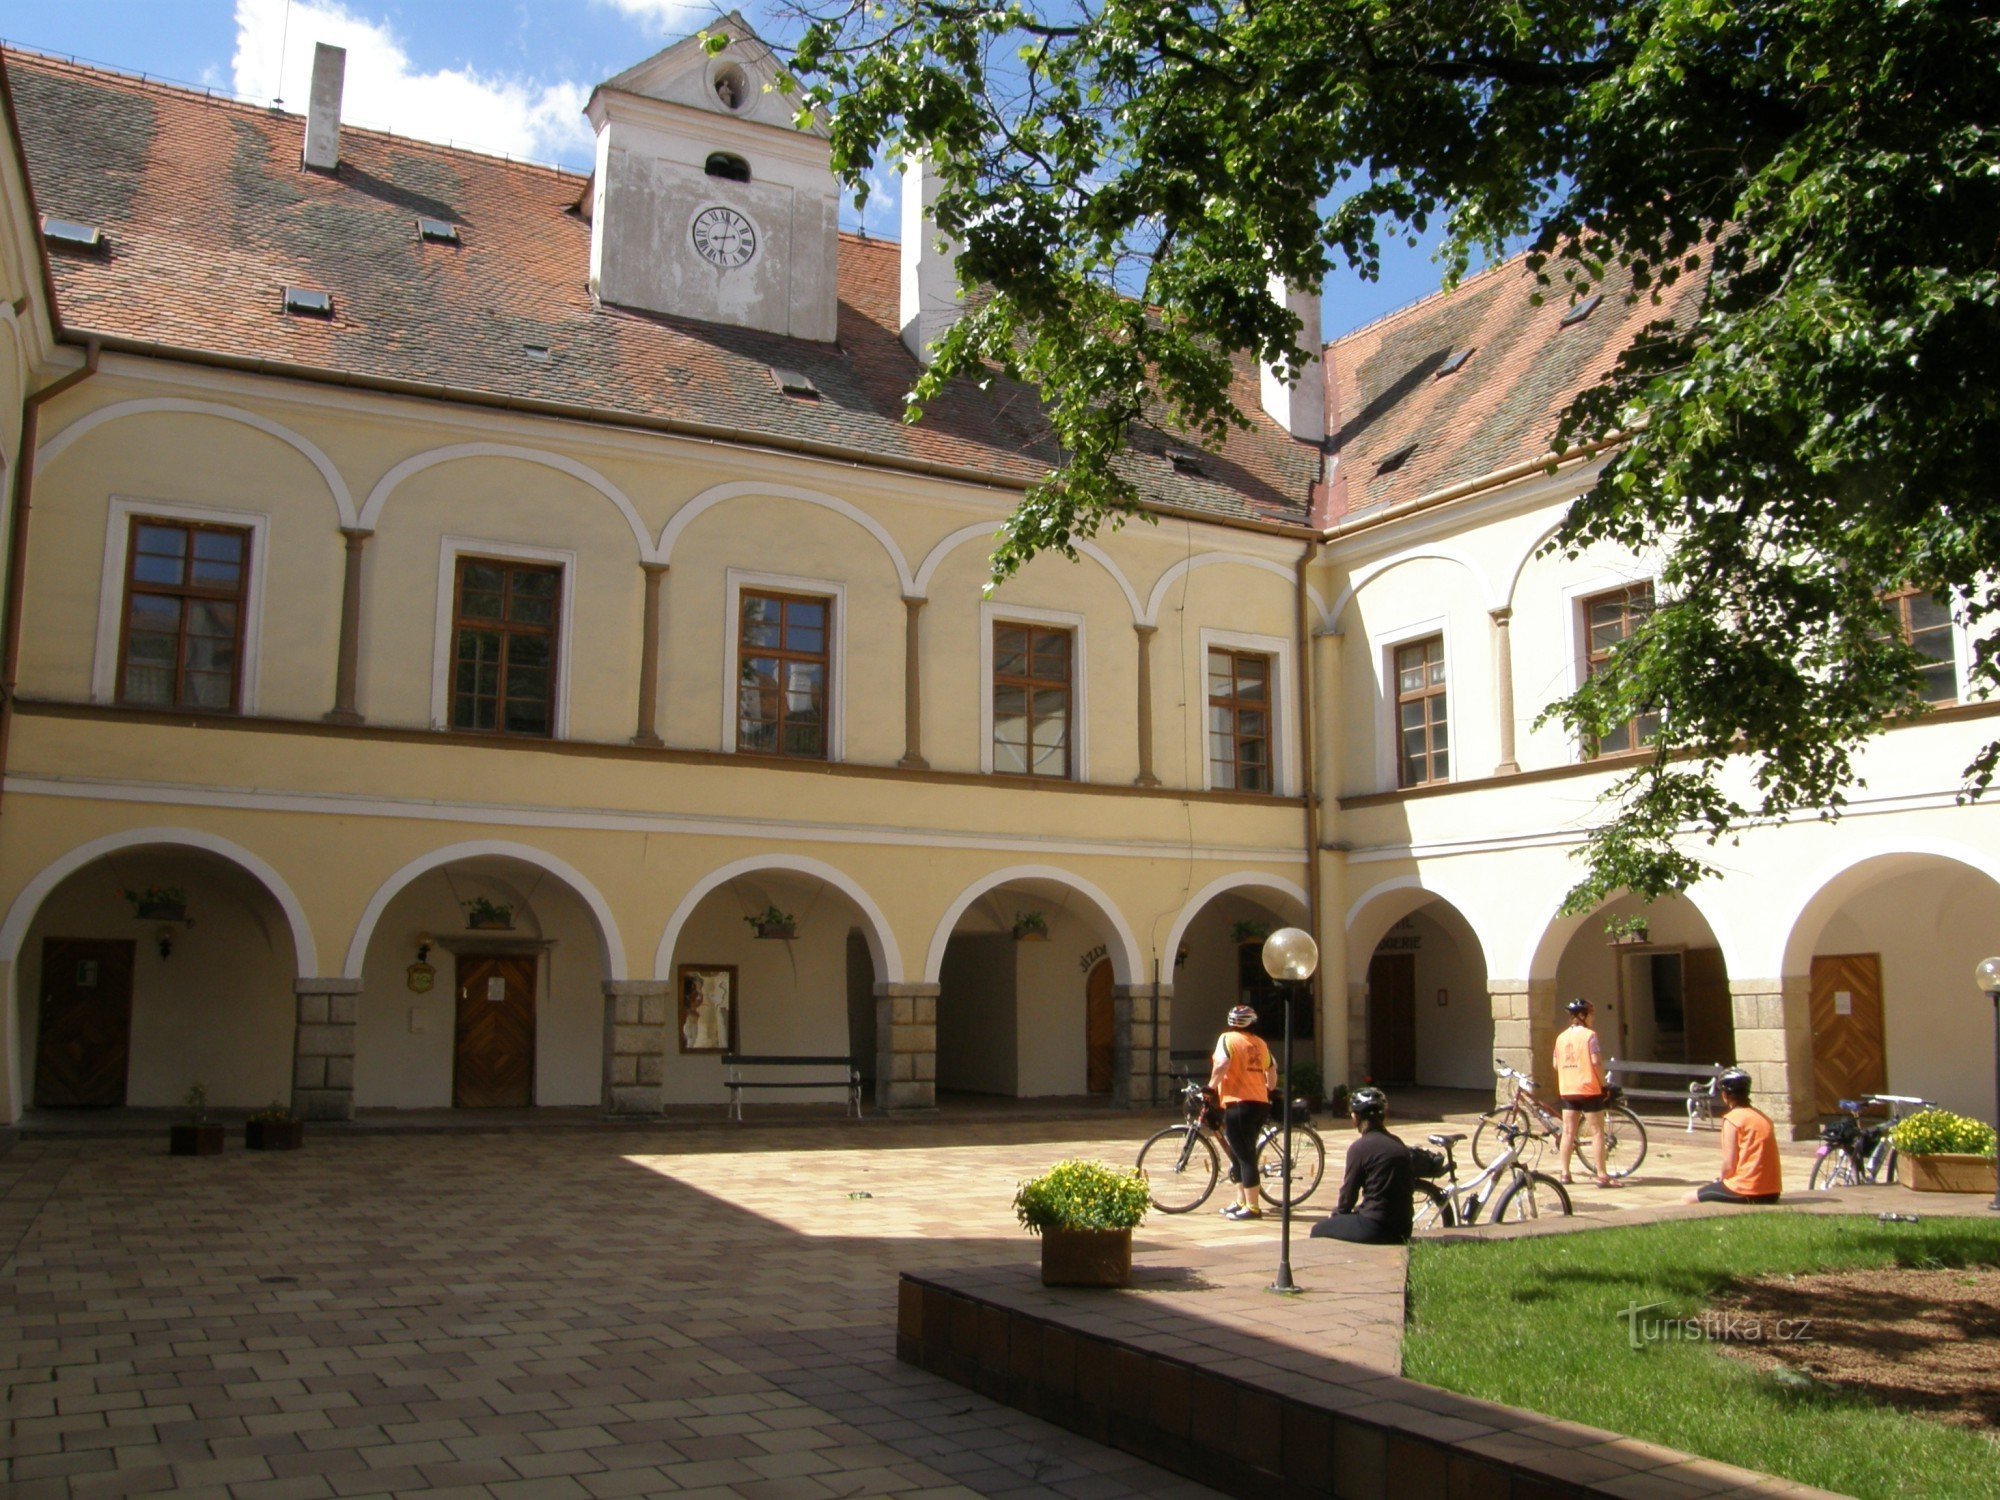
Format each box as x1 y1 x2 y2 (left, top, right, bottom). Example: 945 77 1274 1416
1683 1069 1784 1205
1310 1087 1414 1244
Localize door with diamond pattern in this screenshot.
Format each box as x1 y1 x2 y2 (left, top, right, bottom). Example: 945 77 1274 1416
34 938 136 1107
453 954 537 1108
1809 953 1886 1116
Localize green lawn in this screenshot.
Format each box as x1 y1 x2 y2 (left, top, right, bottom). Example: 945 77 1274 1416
1403 1214 2000 1500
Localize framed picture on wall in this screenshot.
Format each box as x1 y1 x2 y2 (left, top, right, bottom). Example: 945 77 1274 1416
677 964 737 1054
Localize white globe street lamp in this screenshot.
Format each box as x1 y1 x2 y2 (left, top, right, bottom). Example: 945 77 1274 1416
1261 927 1320 1292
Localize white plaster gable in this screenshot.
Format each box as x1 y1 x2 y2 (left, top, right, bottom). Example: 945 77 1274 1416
592 13 829 137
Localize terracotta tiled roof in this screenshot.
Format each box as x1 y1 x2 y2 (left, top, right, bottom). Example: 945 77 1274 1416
7 50 1318 528
1321 252 1708 524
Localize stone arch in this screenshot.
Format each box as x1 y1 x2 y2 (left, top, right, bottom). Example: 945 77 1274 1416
344 840 626 980
359 444 651 556
913 521 1142 619
1774 837 2000 979
1158 871 1310 974
1327 546 1497 633
658 481 916 592
651 853 903 984
1345 874 1497 986
0 826 318 975
1142 552 1328 630
1517 882 1742 985
925 865 1141 985
39 399 358 528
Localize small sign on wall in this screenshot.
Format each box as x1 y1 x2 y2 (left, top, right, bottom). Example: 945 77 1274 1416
1833 990 1852 1017
486 976 508 1003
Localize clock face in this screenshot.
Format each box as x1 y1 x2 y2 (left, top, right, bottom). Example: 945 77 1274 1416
691 206 757 269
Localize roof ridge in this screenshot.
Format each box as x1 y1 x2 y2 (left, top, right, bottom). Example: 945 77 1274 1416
0 42 586 182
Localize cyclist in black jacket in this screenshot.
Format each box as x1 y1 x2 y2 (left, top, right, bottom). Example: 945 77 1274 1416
1310 1087 1414 1244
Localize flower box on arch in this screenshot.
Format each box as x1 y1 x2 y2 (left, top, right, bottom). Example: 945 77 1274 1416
125 885 189 924
746 905 797 941
462 896 515 932
1012 911 1049 942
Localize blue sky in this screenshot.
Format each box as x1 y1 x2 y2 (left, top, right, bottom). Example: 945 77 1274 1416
0 0 1460 340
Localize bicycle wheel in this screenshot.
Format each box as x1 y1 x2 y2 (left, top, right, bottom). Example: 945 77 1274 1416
1137 1125 1220 1213
1808 1147 1860 1192
1597 1107 1649 1180
1469 1109 1521 1168
1256 1124 1326 1208
1490 1171 1573 1224
1410 1179 1455 1233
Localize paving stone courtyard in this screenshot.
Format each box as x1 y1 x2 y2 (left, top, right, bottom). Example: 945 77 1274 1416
0 1108 1836 1499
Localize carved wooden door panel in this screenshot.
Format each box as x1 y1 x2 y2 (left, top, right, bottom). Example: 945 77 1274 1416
34 938 136 1108
453 954 537 1108
1085 958 1115 1095
1367 952 1417 1084
1809 953 1886 1116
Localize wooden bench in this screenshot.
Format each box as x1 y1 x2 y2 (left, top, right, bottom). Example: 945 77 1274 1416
1605 1058 1731 1131
721 1054 863 1122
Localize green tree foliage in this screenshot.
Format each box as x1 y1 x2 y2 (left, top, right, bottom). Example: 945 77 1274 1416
776 0 2000 907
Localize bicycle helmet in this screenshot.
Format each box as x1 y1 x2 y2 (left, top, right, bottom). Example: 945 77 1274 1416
1565 997 1593 1017
1348 1085 1388 1120
1718 1068 1753 1101
1226 1005 1258 1028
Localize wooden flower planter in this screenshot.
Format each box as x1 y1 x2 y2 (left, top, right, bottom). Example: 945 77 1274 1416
246 1118 304 1151
169 1123 225 1156
1013 928 1049 942
1907 1152 1998 1194
752 922 797 940
1039 1227 1132 1288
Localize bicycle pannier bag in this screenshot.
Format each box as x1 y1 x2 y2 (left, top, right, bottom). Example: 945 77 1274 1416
1410 1146 1448 1179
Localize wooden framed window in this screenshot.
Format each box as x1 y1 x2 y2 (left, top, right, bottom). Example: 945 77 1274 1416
1882 587 1957 705
451 557 559 736
1393 635 1449 787
737 589 830 759
1208 648 1273 792
117 517 251 711
993 622 1072 777
1583 582 1658 755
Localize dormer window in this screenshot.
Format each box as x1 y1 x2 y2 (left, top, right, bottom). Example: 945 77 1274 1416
711 63 749 111
705 152 751 183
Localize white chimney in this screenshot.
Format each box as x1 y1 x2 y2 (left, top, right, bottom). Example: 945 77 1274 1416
1259 277 1327 443
303 43 347 173
900 155 960 365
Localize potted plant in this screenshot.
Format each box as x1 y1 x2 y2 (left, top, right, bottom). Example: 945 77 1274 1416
745 905 796 940
1284 1060 1327 1113
1229 920 1271 946
170 1083 225 1156
1014 1158 1149 1288
1012 910 1049 942
463 896 515 931
1892 1108 1998 1193
125 884 189 922
245 1100 304 1151
1604 915 1650 946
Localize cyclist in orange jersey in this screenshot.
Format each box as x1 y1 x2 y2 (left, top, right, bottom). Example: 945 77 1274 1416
1554 998 1614 1189
1210 1005 1276 1221
1683 1070 1784 1204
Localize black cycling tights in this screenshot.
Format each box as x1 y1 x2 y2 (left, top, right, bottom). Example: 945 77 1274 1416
1220 1101 1269 1191
1310 1213 1403 1244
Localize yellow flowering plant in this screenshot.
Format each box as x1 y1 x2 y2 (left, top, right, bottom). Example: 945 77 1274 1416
1013 1158 1150 1235
1891 1108 1997 1157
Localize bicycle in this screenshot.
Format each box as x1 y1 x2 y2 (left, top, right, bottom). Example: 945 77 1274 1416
1810 1093 1935 1190
1136 1079 1326 1213
1471 1057 1648 1181
1410 1125 1573 1230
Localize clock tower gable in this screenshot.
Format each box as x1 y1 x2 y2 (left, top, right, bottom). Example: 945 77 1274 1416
584 14 838 341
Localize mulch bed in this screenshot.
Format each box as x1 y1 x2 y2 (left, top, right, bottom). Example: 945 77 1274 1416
1710 1266 2000 1431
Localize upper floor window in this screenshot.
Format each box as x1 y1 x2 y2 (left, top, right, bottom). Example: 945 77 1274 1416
452 558 559 736
738 589 830 759
1393 635 1449 787
118 518 250 711
1882 587 1957 705
1208 648 1273 792
993 622 1072 778
1583 582 1659 755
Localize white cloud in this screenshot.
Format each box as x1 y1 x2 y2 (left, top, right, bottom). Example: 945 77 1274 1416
230 0 594 166
595 0 716 35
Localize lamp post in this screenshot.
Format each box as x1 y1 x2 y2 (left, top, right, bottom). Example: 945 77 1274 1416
1976 958 2000 1213
1261 927 1319 1295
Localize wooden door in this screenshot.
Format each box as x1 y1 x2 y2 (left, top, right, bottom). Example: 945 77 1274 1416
34 938 136 1108
454 954 537 1108
1367 952 1417 1084
1809 953 1886 1115
1085 958 1115 1095
1682 948 1733 1066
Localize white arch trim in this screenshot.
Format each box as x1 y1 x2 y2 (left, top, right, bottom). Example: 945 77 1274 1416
1768 836 2000 980
651 853 904 983
1345 874 1499 979
1513 882 1742 985
39 399 357 529
911 521 1144 620
924 864 1143 985
344 840 627 980
656 481 916 592
1143 552 1327 630
360 444 651 557
0 827 319 975
1160 872 1309 975
1327 546 1497 633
